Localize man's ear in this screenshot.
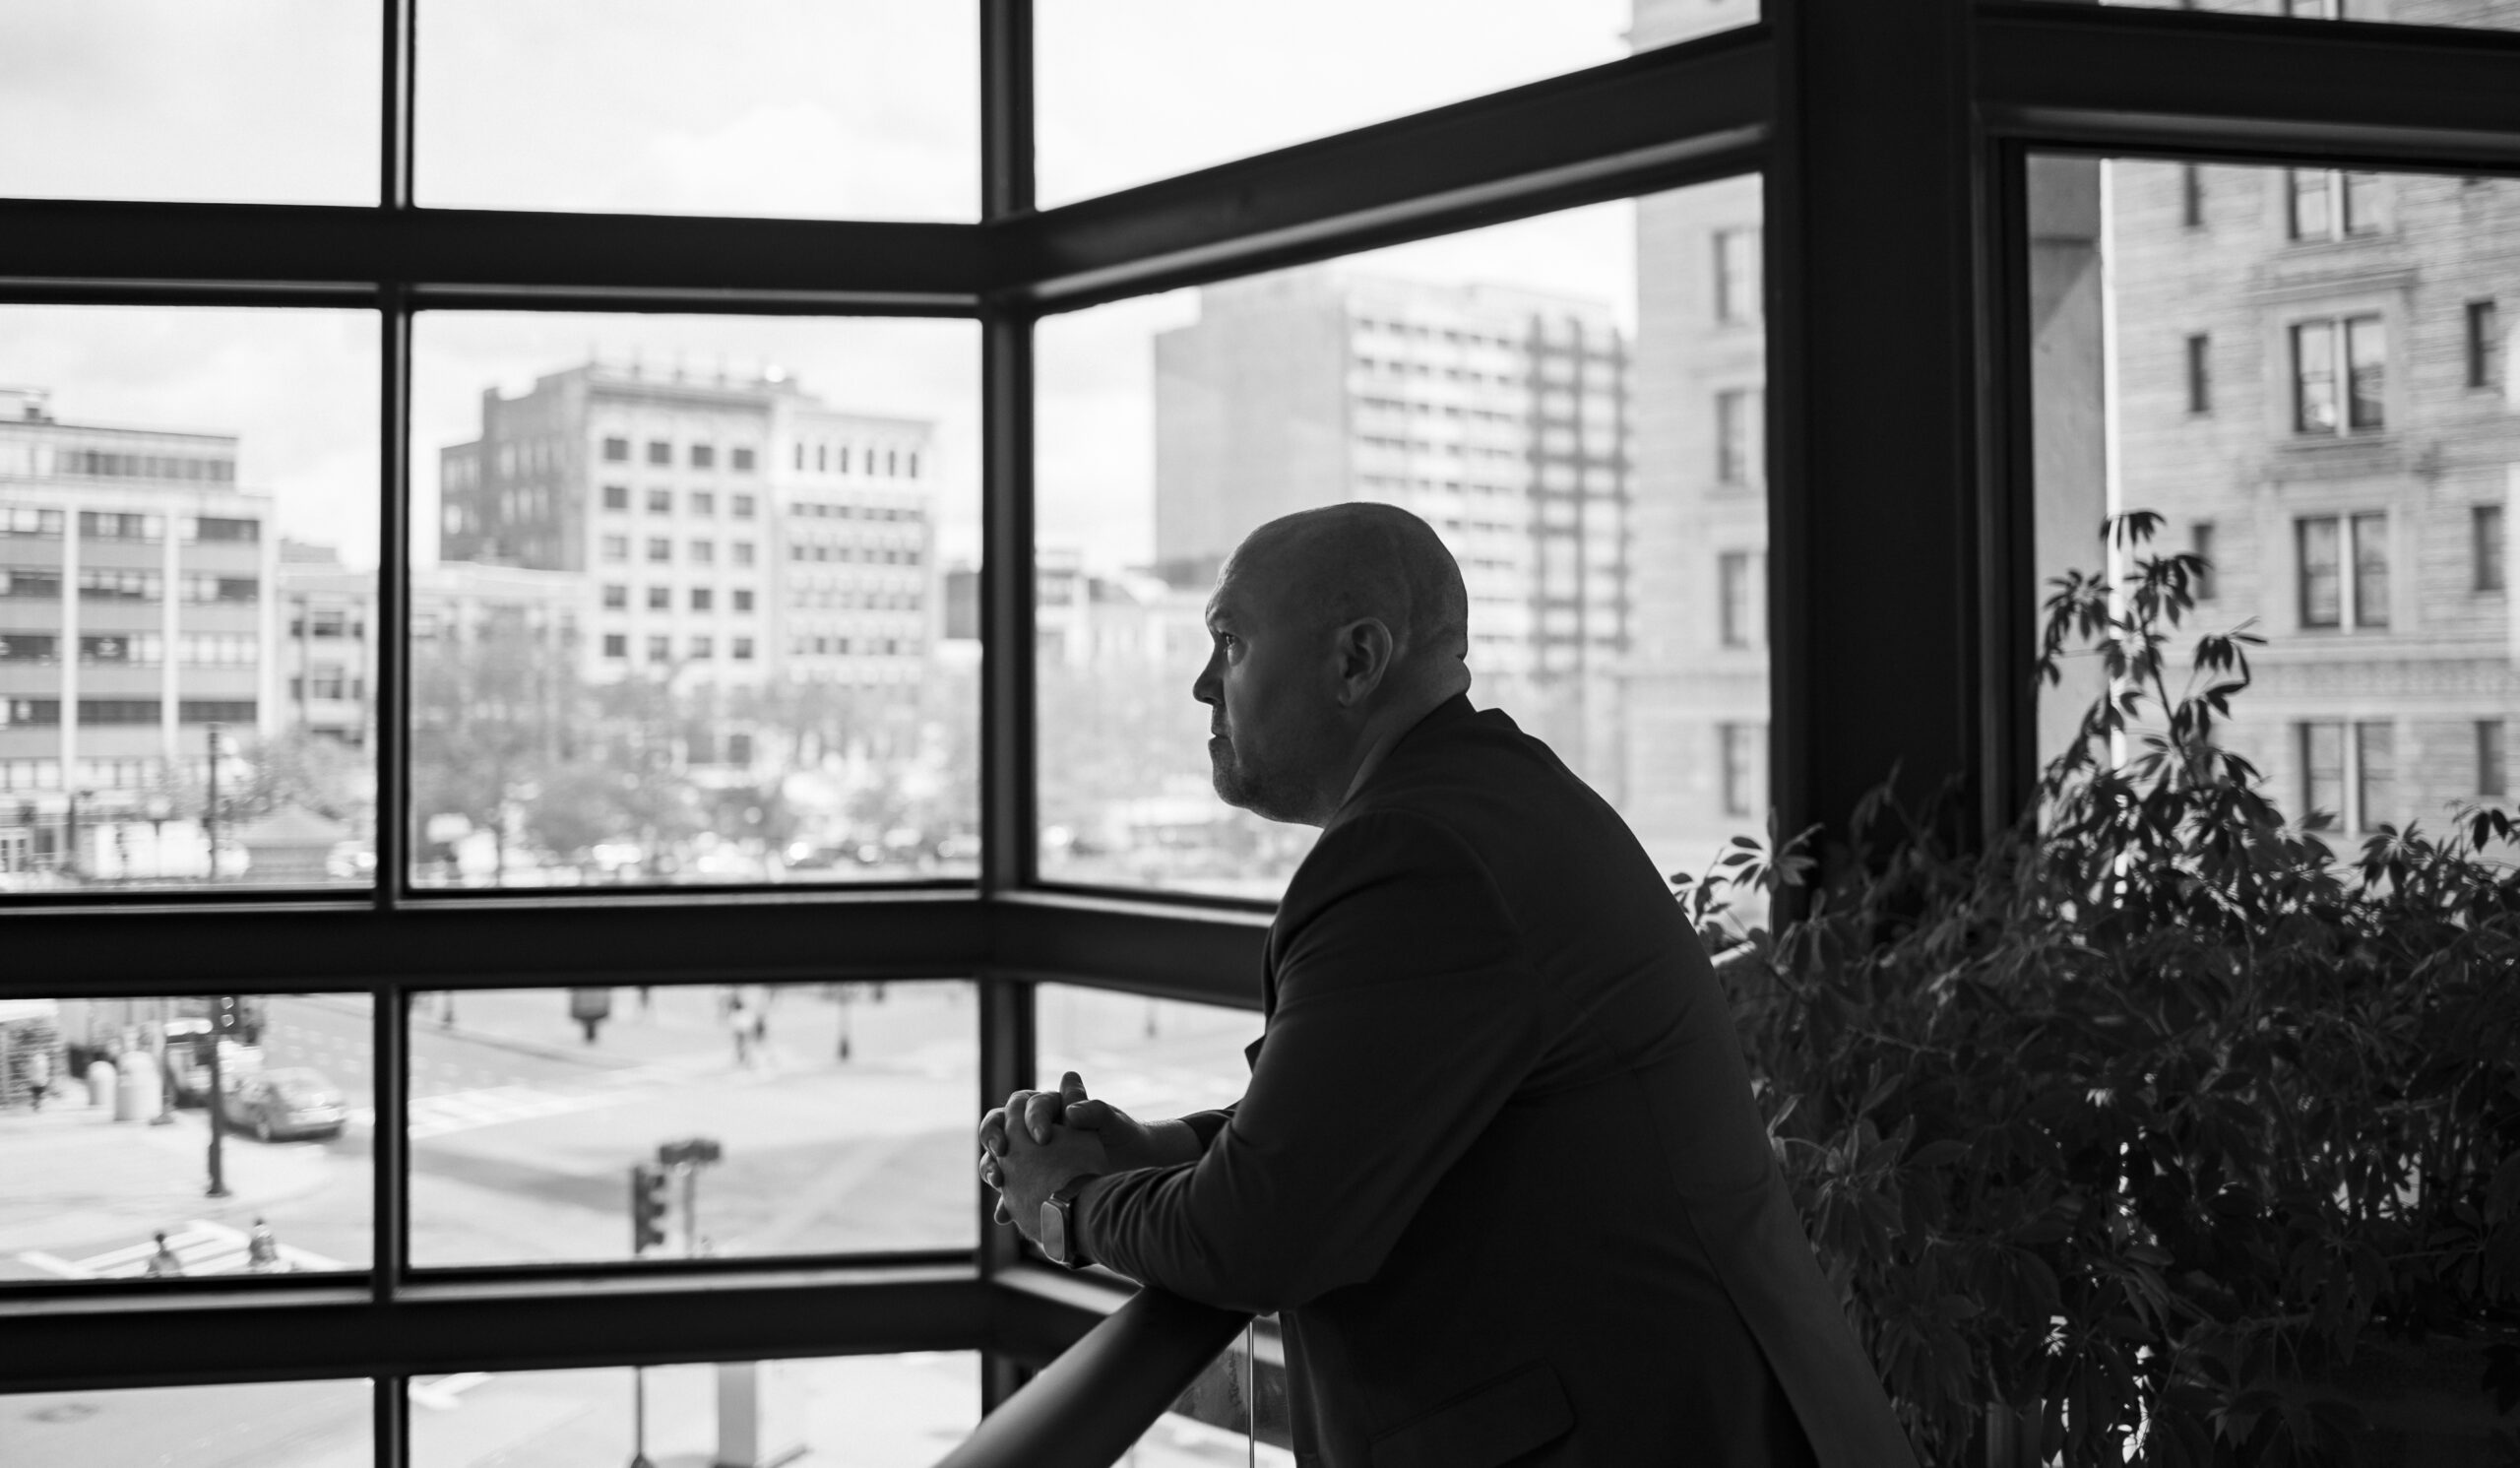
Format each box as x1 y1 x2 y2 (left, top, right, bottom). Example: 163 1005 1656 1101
1330 617 1395 705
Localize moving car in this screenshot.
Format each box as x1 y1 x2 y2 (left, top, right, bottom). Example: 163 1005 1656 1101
221 1067 349 1141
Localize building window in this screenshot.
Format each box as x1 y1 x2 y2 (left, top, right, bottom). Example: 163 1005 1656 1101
647 538 671 563
601 435 629 462
0 633 59 663
647 440 671 466
1715 388 1761 485
691 587 714 611
691 444 716 470
646 635 670 662
2287 167 2380 241
602 633 627 658
80 511 164 542
600 534 628 563
646 585 670 609
2300 721 2345 828
2468 299 2502 390
647 487 672 514
2478 504 2506 593
691 490 716 516
733 541 756 567
733 589 755 612
602 584 627 609
2189 521 2218 602
906 452 921 479
2480 720 2508 799
1719 722 1763 818
2291 315 2385 434
0 505 65 537
2297 719 2395 832
732 636 755 661
190 515 260 543
1713 226 1761 324
732 493 756 518
2355 721 2393 832
1718 550 1762 648
2184 333 2211 414
2296 512 2388 630
690 540 715 564
2180 163 2204 227
731 447 756 473
690 636 714 659
602 483 629 510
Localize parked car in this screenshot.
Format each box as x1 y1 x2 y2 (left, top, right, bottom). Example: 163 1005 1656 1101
221 1067 349 1141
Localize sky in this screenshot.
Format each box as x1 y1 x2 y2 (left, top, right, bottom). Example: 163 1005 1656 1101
0 0 1684 575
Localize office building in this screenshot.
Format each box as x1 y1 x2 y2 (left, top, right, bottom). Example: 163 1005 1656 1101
1153 269 1632 786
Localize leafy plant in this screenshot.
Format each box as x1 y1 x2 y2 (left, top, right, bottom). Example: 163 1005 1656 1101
1678 512 2520 1466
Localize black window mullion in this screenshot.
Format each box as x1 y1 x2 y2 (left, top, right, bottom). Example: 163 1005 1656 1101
383 0 413 210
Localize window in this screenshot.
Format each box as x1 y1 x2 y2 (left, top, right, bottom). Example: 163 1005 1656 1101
2297 513 2387 630
1719 723 1764 818
2181 163 2204 227
2480 720 2508 799
0 634 59 663
733 636 756 661
691 490 716 516
2287 167 2381 240
731 447 756 473
602 633 627 658
2292 315 2385 434
2184 333 2211 414
79 510 163 542
2191 522 2218 603
2478 505 2506 593
691 444 716 470
1716 387 1762 484
1714 226 1761 323
1718 550 1762 648
733 541 756 567
647 487 672 513
647 440 671 466
647 585 671 610
602 483 629 510
691 587 714 611
2295 718 2397 832
602 583 628 608
601 534 629 562
0 506 64 537
2355 721 2394 832
646 634 670 662
2469 299 2502 390
732 492 757 518
733 589 755 612
647 537 671 563
2300 721 2346 828
690 635 714 659
690 540 715 564
603 435 630 461
189 515 260 543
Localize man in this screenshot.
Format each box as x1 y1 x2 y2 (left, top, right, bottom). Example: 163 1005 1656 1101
142 1231 184 1278
982 504 1917 1467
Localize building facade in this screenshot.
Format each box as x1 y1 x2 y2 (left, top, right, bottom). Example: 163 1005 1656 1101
0 386 278 877
438 361 935 692
1152 268 1633 789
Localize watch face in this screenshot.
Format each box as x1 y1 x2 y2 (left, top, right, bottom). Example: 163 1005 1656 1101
1040 1200 1070 1265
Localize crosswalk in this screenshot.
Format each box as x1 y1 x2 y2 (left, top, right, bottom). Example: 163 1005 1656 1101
19 1218 349 1279
357 1058 719 1140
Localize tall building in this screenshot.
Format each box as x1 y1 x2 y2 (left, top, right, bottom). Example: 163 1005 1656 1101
0 386 278 876
1152 268 1633 787
439 360 937 691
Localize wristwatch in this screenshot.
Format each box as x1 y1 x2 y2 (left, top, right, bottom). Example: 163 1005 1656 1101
1040 1178 1096 1269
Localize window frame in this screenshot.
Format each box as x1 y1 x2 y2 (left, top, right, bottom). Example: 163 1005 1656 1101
4 0 2520 1447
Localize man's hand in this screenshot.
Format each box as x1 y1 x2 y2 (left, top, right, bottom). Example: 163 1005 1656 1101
979 1071 1205 1225
990 1117 1110 1246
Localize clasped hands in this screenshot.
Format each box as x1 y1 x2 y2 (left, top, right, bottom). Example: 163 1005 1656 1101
979 1070 1201 1245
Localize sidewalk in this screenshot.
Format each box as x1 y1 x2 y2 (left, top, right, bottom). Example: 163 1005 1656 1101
0 1095 340 1271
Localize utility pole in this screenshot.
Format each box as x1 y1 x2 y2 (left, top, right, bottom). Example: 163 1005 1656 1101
204 723 221 881
205 995 237 1197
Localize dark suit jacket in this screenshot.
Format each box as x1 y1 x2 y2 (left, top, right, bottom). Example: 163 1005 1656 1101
1078 697 1920 1468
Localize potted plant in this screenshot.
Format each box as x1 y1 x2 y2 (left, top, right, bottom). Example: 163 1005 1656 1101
1677 513 2520 1467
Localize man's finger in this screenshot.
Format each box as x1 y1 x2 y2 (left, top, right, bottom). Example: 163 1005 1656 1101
1022 1090 1062 1143
1059 1070 1089 1107
1066 1097 1110 1129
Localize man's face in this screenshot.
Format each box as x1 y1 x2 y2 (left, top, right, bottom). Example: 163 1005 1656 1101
1192 558 1340 823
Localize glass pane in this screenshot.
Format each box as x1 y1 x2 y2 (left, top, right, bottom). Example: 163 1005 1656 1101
0 994 373 1282
407 981 974 1266
1036 987 1261 1120
410 1353 979 1467
1036 175 1773 913
1 1379 372 1468
409 314 976 890
415 0 977 221
2027 157 2520 839
1115 1336 1295 1468
0 3 378 205
1038 0 1755 207
0 308 380 894
2028 0 2520 27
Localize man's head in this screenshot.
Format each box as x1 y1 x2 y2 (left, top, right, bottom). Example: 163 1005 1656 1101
1192 502 1472 826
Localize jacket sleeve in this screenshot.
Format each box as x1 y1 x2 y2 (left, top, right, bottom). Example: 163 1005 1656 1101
1077 810 1546 1314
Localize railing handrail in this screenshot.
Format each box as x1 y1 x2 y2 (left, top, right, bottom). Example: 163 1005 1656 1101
934 1287 1251 1468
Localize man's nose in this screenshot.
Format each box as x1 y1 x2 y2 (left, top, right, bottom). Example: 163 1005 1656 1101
1191 652 1221 708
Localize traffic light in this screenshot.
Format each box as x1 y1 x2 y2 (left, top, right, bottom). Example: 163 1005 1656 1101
211 996 244 1035
630 1164 670 1254
658 1137 723 1169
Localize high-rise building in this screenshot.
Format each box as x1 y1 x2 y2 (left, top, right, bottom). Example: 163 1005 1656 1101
1152 268 1633 786
0 386 278 876
439 360 936 690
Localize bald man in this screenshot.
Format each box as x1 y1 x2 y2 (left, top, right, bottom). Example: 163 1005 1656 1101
983 505 1917 1468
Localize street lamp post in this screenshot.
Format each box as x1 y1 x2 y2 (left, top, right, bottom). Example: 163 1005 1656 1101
204 723 222 882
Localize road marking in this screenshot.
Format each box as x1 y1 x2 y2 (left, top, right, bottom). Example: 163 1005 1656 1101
409 1372 493 1411
17 1219 349 1279
347 1060 724 1140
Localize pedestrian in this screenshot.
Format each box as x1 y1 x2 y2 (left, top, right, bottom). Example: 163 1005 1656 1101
25 1046 50 1112
728 996 750 1067
247 1217 283 1273
638 985 653 1014
142 1231 184 1278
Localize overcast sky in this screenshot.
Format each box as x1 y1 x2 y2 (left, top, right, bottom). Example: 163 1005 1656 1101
0 0 1678 574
